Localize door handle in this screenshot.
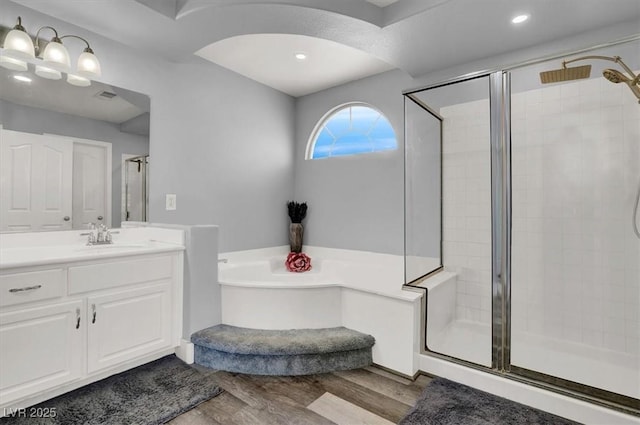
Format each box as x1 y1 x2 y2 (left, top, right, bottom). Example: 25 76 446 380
63 216 70 221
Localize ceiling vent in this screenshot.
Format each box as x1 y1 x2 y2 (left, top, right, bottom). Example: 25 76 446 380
96 90 117 100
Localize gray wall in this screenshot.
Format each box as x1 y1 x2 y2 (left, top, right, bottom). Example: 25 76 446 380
0 99 149 228
294 70 413 255
1 2 296 253
149 61 295 252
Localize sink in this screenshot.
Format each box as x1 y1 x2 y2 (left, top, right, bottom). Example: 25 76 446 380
74 243 150 252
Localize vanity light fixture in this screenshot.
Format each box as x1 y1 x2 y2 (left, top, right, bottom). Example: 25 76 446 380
511 14 529 24
0 16 101 85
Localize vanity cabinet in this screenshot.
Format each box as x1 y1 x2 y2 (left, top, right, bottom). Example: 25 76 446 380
0 300 84 404
0 252 183 410
87 282 171 373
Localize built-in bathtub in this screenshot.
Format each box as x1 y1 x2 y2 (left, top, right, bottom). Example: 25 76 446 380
217 246 637 424
217 246 425 376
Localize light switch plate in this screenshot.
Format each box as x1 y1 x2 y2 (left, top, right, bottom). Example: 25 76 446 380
166 194 177 211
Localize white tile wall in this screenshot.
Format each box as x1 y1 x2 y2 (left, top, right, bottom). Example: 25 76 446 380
439 76 639 358
441 99 492 325
511 76 640 356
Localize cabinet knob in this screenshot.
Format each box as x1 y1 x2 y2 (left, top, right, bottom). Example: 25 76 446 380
63 216 70 221
97 216 103 221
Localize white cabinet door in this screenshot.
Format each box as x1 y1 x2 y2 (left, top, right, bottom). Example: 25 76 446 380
0 300 84 405
0 130 73 232
72 143 108 229
87 283 171 374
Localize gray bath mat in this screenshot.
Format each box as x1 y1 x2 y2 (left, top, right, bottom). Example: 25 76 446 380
400 377 581 425
1 355 223 425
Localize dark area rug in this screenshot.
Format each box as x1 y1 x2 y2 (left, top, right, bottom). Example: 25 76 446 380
1 355 223 425
400 377 582 425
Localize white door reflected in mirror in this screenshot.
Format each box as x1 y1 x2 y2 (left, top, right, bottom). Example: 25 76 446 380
0 128 112 232
0 129 73 232
72 141 110 230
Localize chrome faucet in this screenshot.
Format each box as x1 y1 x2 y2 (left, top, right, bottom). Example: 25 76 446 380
81 223 116 245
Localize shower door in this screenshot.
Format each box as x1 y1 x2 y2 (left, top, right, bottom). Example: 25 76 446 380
405 75 494 368
508 42 640 408
404 96 442 284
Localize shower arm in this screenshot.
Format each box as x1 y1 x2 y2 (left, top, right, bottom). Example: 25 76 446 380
563 55 640 85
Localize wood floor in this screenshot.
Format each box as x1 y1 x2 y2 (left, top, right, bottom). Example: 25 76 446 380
169 366 432 425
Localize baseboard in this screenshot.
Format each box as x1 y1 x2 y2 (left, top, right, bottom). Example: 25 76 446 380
371 362 422 381
175 340 194 364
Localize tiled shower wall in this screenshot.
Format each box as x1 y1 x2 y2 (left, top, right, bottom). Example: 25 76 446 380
441 100 492 325
511 76 640 355
441 76 639 357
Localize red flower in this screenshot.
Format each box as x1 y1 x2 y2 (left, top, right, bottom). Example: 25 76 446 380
285 252 312 273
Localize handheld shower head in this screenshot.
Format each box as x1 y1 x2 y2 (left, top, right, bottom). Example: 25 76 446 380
602 68 640 103
603 68 630 84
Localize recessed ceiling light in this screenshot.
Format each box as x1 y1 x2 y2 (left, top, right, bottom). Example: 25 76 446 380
13 74 32 83
511 14 529 24
294 52 307 60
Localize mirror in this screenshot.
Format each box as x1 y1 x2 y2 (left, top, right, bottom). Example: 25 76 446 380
0 65 150 232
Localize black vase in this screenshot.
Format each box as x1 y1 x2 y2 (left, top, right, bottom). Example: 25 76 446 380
289 223 304 253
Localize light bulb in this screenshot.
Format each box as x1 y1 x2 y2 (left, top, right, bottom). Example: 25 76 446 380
2 26 35 60
41 39 70 72
76 49 101 78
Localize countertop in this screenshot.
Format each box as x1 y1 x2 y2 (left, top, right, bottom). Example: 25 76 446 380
0 240 185 269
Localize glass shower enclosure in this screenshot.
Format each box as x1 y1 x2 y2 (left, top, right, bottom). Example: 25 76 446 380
404 37 639 413
123 154 149 223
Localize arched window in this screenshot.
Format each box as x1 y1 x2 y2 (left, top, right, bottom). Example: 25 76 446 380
306 103 397 159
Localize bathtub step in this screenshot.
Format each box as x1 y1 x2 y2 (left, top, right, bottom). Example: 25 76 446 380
191 324 375 376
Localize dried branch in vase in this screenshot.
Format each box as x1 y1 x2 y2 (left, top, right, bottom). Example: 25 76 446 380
287 201 307 223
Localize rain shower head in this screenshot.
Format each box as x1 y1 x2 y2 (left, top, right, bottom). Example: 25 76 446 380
539 64 591 83
540 55 640 103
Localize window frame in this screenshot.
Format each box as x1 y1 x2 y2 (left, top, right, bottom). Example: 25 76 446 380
305 102 397 160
